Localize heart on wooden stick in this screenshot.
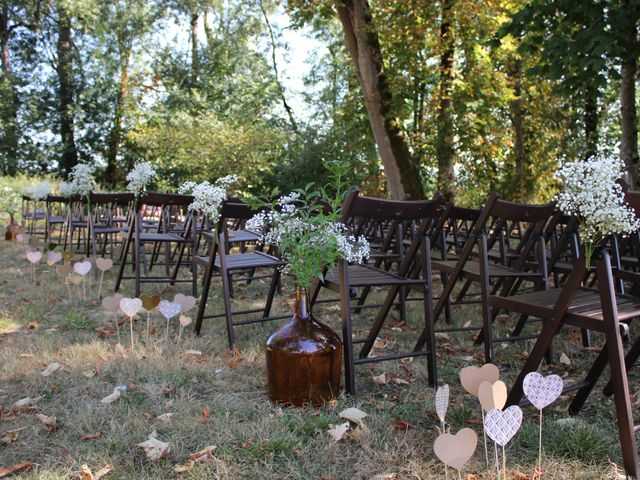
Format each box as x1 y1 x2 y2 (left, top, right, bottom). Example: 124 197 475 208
435 384 449 424
434 428 478 470
159 300 181 320
95 258 114 272
16 233 27 242
478 380 508 412
73 260 91 276
120 297 143 318
174 294 196 313
484 405 523 447
141 294 161 311
56 264 72 277
523 372 563 410
102 294 124 313
460 363 500 398
26 251 42 264
46 251 62 266
179 315 192 327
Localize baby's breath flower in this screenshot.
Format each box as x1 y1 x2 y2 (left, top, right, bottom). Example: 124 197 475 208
126 162 156 196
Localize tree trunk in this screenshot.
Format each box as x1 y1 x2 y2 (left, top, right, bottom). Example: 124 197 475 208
191 12 199 86
620 0 639 187
436 0 455 201
508 60 528 201
583 90 599 160
0 0 18 175
105 54 129 186
56 3 78 177
336 0 424 199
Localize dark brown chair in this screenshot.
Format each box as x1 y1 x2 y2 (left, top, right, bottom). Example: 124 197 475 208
309 190 445 395
45 195 69 243
88 192 134 260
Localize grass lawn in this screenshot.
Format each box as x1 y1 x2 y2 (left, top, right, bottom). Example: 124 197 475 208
0 238 635 479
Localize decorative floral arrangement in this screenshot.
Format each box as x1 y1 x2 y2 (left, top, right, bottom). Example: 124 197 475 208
179 175 238 223
126 162 156 197
246 165 369 288
58 181 74 197
22 182 52 202
66 163 96 197
2 186 20 217
556 155 640 266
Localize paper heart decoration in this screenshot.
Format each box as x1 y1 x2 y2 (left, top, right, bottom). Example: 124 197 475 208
16 233 27 242
26 251 42 264
159 300 181 320
478 380 508 412
174 293 196 313
102 294 124 313
95 258 113 272
57 264 72 277
120 297 143 318
179 315 192 327
484 406 523 447
73 260 92 276
141 294 161 311
435 385 449 423
46 251 62 266
460 363 500 397
433 428 477 470
523 372 563 410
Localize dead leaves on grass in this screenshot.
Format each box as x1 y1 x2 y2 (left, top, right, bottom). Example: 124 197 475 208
0 461 33 478
137 432 171 461
79 431 104 441
80 464 112 480
372 372 410 386
40 362 62 377
328 407 370 442
174 445 217 473
0 426 28 444
100 385 126 404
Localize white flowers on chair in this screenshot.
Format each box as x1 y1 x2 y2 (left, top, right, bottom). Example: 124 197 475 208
23 182 52 201
126 162 156 197
179 174 237 223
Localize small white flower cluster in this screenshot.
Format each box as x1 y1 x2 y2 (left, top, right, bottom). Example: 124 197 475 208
179 175 238 223
556 156 640 246
23 182 52 201
126 162 156 196
61 163 95 197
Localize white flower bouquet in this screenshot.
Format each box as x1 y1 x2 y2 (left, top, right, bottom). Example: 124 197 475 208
126 162 156 197
23 182 52 202
556 156 640 266
67 163 96 197
179 175 238 224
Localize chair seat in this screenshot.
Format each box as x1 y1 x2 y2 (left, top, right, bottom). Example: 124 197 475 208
489 287 640 331
139 232 188 242
227 229 261 243
324 264 424 288
94 226 127 235
432 259 543 279
47 216 65 224
214 251 283 270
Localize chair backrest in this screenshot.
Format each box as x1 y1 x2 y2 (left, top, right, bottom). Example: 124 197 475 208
140 192 194 208
90 192 135 206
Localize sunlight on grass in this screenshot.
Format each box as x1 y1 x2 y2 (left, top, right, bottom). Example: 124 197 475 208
0 316 20 333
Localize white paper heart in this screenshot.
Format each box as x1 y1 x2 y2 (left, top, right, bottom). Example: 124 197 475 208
435 384 449 424
460 363 500 398
523 372 563 410
95 258 114 272
159 300 181 320
120 297 143 318
46 251 62 266
433 428 477 470
484 406 523 447
478 380 508 412
102 293 124 313
174 293 196 313
73 260 91 276
179 315 192 327
16 234 26 242
26 251 42 264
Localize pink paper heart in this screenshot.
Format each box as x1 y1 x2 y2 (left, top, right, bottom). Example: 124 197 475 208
159 300 181 320
46 251 62 266
26 251 42 264
174 293 196 313
120 297 142 318
523 372 563 410
102 294 124 313
73 260 91 276
95 258 114 272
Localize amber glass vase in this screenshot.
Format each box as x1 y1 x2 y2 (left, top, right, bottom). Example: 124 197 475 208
266 287 342 406
4 214 21 241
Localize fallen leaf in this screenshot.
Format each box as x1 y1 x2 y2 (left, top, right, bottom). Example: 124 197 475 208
372 373 387 385
349 423 369 441
202 405 211 422
174 462 194 473
80 431 104 441
156 413 174 422
511 470 529 480
80 465 94 480
100 385 126 404
559 352 571 365
36 413 57 429
11 396 42 411
82 370 96 378
0 426 28 444
0 461 33 477
371 474 398 480
185 349 202 356
94 465 112 480
392 419 415 430
41 362 62 377
339 407 368 425
25 322 38 330
137 434 171 461
327 422 350 442
189 445 216 461
227 346 244 368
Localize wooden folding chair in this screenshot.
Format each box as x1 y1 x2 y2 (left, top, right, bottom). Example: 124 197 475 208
88 192 134 260
193 200 286 347
501 247 640 477
114 192 197 297
45 195 69 244
309 190 445 395
414 193 555 363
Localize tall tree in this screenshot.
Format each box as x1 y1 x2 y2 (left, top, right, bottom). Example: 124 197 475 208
0 0 20 174
619 0 639 186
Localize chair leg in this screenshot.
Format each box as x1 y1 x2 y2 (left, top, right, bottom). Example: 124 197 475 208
262 269 280 318
114 222 134 292
360 285 401 359
338 261 356 395
603 336 640 397
478 235 494 363
221 263 236 349
194 241 216 336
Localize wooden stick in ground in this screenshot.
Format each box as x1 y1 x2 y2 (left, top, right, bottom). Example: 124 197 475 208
129 315 135 353
481 408 489 467
97 271 104 300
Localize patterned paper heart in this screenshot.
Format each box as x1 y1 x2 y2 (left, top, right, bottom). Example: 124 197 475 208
435 384 449 423
523 372 563 410
478 380 508 412
16 233 27 242
460 363 500 398
56 263 72 277
179 315 192 327
484 405 523 447
174 294 196 313
141 294 161 311
102 294 124 313
95 258 114 272
74 260 92 276
120 297 143 318
433 428 477 470
159 300 181 320
26 251 42 264
46 251 62 266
